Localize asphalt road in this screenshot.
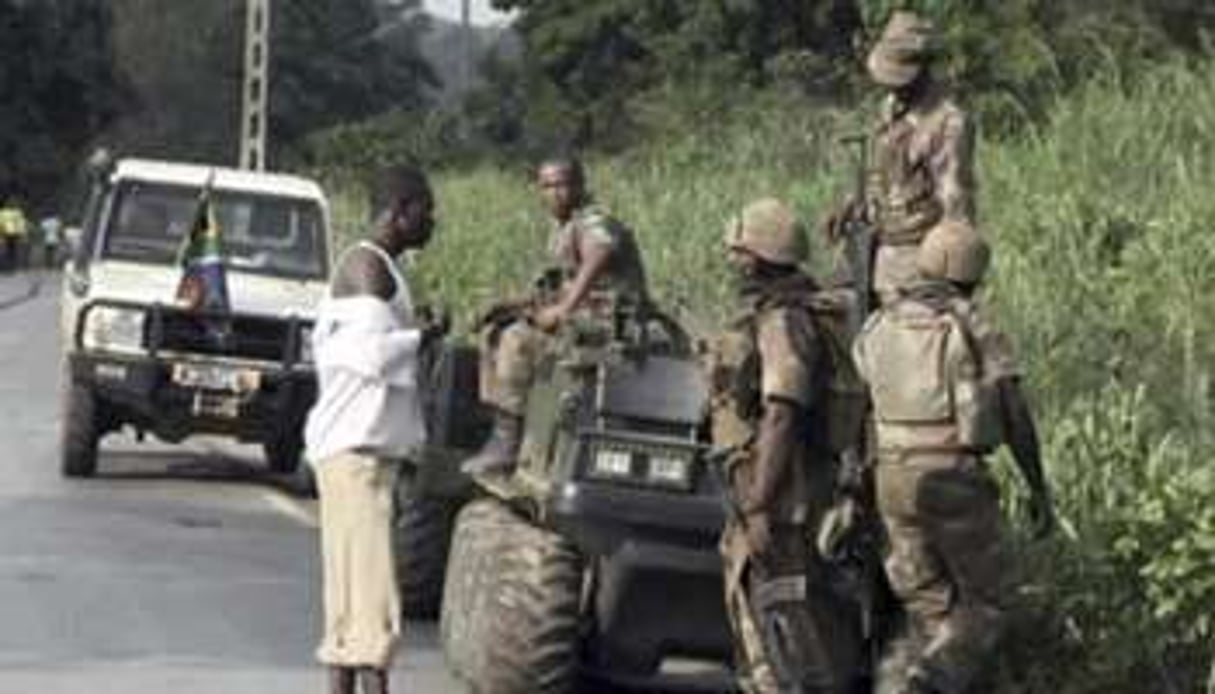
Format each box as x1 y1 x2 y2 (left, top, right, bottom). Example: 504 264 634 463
0 271 460 693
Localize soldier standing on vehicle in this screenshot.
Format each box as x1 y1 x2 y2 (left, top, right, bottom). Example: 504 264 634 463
462 155 649 476
852 221 1055 694
826 10 977 307
710 198 864 694
304 165 436 694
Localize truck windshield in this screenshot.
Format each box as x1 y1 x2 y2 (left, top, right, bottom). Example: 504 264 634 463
101 181 328 280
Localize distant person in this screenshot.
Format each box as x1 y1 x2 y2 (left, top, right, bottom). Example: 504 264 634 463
0 195 29 272
39 214 62 268
825 10 977 307
462 155 649 476
853 221 1055 694
303 165 437 694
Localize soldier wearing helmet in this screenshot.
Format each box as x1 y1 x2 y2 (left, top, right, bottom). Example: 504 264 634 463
852 221 1055 694
710 198 865 693
825 11 978 308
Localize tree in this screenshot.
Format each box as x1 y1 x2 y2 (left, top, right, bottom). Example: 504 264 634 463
0 0 126 206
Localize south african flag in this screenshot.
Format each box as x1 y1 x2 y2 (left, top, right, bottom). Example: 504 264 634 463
175 183 229 313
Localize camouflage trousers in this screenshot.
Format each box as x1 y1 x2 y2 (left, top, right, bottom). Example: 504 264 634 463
873 242 922 307
874 454 1008 694
721 520 863 694
478 319 551 417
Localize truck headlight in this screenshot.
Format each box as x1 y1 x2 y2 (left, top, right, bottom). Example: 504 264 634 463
646 455 692 488
82 306 146 352
591 448 634 478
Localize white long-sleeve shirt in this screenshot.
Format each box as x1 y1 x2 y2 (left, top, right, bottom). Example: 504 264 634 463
304 243 427 463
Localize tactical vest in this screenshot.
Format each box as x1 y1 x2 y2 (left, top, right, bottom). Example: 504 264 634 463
864 298 1002 454
870 105 947 245
709 281 867 457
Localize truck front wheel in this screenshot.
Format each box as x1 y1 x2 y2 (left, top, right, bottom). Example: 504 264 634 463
263 428 303 474
60 376 101 478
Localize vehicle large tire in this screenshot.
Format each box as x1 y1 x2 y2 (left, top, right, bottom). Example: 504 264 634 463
394 469 457 619
441 497 585 694
441 499 509 682
263 428 303 474
60 377 100 478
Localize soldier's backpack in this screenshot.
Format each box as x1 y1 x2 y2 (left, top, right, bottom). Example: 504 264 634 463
802 294 869 456
756 289 869 456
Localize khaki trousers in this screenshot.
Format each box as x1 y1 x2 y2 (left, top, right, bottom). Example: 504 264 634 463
315 451 401 668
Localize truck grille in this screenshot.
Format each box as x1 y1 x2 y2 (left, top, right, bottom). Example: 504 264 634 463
151 309 305 363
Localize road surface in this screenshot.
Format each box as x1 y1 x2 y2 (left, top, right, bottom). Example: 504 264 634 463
0 271 460 692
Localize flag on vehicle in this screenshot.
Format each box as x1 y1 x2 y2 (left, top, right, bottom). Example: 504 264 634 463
175 180 229 312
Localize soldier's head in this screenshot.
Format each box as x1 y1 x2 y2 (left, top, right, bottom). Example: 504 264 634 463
866 11 939 99
916 219 991 294
371 164 435 255
724 198 808 278
536 155 588 223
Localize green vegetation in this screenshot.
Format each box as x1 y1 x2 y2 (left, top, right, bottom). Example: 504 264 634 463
323 58 1215 693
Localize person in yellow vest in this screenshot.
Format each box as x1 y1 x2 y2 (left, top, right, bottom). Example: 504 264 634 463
0 195 30 272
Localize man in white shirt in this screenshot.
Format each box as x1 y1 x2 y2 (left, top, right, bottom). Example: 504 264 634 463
304 165 435 694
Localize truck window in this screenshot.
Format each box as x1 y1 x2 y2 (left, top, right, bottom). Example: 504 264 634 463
101 181 328 280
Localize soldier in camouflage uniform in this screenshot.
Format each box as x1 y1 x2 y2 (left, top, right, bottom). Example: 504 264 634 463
852 221 1056 694
463 156 649 475
827 11 977 307
710 198 864 694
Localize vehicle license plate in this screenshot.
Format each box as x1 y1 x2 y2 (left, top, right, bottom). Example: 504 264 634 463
192 391 242 419
172 363 260 393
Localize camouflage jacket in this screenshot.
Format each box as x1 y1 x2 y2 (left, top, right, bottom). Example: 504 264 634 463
870 86 976 244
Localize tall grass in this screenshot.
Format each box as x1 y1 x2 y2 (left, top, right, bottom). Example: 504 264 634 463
320 60 1215 692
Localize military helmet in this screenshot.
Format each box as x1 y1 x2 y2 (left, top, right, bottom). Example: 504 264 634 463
916 219 991 284
724 197 808 267
866 11 939 88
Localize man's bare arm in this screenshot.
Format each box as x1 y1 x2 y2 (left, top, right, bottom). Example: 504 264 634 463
555 238 612 314
331 247 395 301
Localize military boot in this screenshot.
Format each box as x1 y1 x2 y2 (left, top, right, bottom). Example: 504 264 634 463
461 411 523 476
329 667 356 694
358 667 389 694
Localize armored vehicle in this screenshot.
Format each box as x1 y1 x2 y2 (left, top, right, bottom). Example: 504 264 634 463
58 156 330 478
418 307 735 691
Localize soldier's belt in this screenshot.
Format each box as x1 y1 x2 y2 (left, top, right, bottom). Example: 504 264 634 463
753 575 808 609
879 445 988 460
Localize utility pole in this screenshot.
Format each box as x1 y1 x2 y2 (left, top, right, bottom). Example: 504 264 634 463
239 0 271 171
461 0 472 92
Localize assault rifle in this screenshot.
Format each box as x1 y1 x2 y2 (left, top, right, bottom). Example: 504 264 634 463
836 134 877 332
475 266 564 330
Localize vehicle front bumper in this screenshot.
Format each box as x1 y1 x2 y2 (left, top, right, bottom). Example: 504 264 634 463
70 351 316 443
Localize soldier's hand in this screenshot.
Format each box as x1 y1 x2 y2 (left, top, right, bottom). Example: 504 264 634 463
1027 491 1056 540
744 512 773 557
533 304 567 333
819 197 865 245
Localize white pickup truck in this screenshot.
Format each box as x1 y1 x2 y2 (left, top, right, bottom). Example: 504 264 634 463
59 157 331 478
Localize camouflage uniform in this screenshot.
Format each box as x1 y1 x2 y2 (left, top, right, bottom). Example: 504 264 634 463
480 204 648 416
869 88 976 305
711 273 863 694
853 285 1019 694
